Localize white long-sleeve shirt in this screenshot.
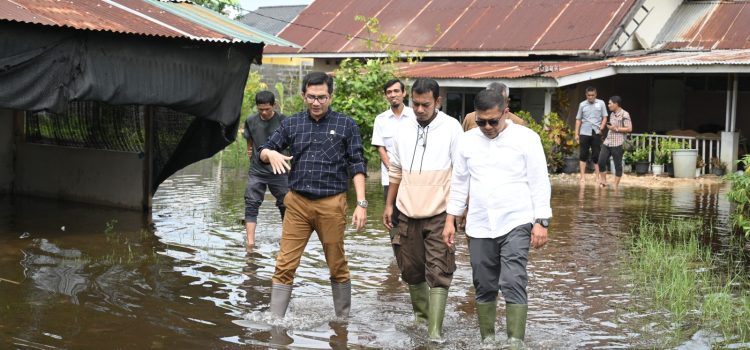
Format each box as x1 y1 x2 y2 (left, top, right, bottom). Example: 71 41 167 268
446 121 552 238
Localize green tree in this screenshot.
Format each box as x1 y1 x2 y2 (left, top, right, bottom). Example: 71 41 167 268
240 71 268 125
331 16 420 163
332 58 395 163
192 0 238 14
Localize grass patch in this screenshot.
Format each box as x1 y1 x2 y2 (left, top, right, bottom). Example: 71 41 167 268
627 216 750 346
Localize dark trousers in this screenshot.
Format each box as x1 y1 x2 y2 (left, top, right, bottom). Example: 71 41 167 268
469 224 531 304
579 134 602 163
244 173 288 223
392 212 456 288
598 145 624 177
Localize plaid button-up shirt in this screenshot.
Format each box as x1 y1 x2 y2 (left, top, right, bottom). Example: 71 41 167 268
259 108 367 199
603 108 632 147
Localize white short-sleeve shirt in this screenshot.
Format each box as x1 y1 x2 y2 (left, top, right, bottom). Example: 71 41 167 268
372 106 415 186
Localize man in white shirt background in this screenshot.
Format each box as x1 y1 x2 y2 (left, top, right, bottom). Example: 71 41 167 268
443 89 551 348
372 79 414 230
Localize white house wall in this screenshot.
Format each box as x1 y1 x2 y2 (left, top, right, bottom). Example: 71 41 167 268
634 0 682 49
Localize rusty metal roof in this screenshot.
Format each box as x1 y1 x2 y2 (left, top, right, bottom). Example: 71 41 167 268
0 0 299 47
397 49 750 87
267 0 638 57
612 49 750 67
654 1 750 50
396 61 610 80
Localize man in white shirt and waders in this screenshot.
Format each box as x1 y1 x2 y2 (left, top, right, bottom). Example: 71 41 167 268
443 89 551 348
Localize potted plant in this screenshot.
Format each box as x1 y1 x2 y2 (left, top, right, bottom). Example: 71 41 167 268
711 157 727 176
696 156 706 177
519 111 579 174
652 145 670 176
562 150 579 174
623 150 633 173
544 112 578 173
631 141 652 175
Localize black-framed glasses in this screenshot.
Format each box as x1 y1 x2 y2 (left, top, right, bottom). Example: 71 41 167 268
476 118 501 127
305 94 330 103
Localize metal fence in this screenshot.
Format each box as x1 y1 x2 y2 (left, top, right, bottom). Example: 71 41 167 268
629 133 721 175
25 100 196 191
26 101 145 152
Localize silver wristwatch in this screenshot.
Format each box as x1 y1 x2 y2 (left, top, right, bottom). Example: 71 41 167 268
357 200 368 208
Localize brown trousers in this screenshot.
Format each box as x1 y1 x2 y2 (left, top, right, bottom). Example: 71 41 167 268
392 212 456 288
272 191 350 285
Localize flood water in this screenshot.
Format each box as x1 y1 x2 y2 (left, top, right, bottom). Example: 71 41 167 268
0 160 736 349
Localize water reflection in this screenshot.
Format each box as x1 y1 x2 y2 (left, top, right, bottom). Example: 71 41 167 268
0 160 738 349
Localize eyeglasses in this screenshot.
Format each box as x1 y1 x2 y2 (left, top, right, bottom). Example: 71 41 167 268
305 94 330 103
476 118 501 127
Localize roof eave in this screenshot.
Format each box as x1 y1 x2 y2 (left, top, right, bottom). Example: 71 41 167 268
613 64 750 74
264 50 601 59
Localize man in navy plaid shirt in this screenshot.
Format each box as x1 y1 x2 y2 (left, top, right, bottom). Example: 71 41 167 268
259 71 367 320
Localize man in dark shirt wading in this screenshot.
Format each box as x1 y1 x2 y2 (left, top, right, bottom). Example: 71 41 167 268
259 71 368 319
242 91 288 249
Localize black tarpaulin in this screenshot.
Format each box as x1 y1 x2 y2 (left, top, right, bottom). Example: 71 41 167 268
0 21 261 192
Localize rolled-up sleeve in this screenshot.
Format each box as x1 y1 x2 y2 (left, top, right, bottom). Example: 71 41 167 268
346 119 367 177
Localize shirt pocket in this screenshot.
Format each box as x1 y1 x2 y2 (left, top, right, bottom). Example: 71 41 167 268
321 132 345 161
381 130 395 150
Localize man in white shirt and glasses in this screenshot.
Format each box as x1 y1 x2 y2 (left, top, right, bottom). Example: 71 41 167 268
443 90 551 348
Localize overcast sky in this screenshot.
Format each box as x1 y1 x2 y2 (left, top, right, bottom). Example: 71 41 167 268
238 0 312 11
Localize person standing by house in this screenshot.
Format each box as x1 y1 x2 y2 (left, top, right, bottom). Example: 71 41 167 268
258 71 368 319
443 89 551 348
462 82 525 132
574 86 608 185
242 91 289 249
372 79 415 230
382 78 463 342
598 96 632 189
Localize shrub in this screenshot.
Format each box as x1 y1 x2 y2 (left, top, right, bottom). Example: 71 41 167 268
518 111 577 172
727 154 750 238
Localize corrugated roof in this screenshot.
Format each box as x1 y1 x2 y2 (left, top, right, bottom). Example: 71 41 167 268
654 1 750 50
396 60 610 80
0 0 299 47
612 49 750 67
395 50 750 86
239 5 306 36
267 0 638 56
